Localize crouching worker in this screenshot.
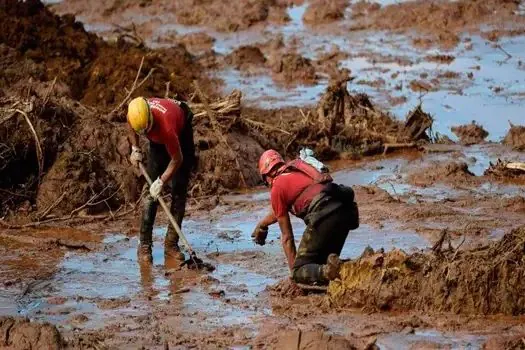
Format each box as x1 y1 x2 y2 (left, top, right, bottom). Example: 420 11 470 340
127 97 195 263
252 150 359 285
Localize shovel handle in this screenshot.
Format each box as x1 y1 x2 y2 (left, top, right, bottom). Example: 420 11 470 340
138 162 195 256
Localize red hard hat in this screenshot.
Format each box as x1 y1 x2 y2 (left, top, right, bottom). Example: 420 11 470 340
258 149 284 176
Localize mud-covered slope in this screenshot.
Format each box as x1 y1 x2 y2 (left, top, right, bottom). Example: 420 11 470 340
329 226 525 315
0 0 431 219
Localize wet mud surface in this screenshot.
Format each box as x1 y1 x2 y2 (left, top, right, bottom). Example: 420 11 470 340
1 0 524 348
1 144 525 348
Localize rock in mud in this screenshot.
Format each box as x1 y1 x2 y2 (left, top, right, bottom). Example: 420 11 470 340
408 161 475 187
267 278 305 298
0 316 64 350
503 124 525 151
273 330 356 350
225 45 266 71
328 225 525 315
270 53 317 85
451 122 489 145
303 0 348 24
174 0 287 32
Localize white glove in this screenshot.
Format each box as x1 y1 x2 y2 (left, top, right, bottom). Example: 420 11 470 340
149 178 164 200
130 146 143 167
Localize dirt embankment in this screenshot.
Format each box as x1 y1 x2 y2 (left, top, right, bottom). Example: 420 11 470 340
349 0 524 48
329 226 525 315
0 0 433 221
451 122 489 145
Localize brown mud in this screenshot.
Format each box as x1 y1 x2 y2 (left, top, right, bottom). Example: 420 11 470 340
0 0 432 219
0 317 64 350
452 122 489 145
303 0 348 25
1 0 525 349
504 124 525 151
329 226 525 315
348 0 525 49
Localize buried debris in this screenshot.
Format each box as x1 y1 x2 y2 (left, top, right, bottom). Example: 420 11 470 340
484 159 525 180
181 253 215 272
328 226 525 315
451 121 489 145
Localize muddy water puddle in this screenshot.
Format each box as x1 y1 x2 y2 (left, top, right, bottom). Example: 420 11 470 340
1 191 431 332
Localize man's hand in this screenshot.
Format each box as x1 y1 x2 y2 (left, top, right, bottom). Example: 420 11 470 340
130 146 143 167
149 178 164 200
251 224 269 246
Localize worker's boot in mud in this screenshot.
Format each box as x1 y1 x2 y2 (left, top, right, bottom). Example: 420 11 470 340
137 244 153 264
321 253 342 281
164 225 185 261
138 196 157 264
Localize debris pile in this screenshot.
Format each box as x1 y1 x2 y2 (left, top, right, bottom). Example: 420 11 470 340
329 226 525 315
451 122 489 145
484 159 525 181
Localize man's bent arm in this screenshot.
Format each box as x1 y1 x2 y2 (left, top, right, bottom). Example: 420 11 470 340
160 143 183 183
278 213 296 271
260 211 278 228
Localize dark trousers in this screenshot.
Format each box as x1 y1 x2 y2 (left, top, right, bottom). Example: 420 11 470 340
139 103 195 247
292 204 354 284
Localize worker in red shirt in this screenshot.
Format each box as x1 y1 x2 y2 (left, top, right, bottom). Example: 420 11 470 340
252 150 359 285
127 97 195 263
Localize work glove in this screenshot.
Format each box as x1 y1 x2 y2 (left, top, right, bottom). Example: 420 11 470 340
149 178 164 200
251 224 269 246
130 146 143 167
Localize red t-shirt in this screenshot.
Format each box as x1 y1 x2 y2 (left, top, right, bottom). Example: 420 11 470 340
146 98 185 157
270 171 325 218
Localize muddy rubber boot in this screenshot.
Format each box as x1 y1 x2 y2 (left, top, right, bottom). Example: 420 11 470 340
138 196 157 264
321 253 342 281
164 225 185 261
137 244 153 264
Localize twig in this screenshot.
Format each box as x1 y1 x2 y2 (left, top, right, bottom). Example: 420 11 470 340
193 82 247 188
495 44 512 59
242 118 292 135
37 191 68 220
41 76 57 112
108 56 148 118
450 236 466 262
383 142 416 155
70 184 112 217
15 109 43 181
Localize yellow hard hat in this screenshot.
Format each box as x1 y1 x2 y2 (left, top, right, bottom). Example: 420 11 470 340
127 97 153 134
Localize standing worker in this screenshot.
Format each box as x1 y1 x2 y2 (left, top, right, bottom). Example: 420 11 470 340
127 97 195 263
252 150 359 285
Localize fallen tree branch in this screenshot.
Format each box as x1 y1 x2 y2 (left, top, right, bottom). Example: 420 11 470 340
107 56 155 120
0 232 94 251
37 190 68 220
383 142 416 155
